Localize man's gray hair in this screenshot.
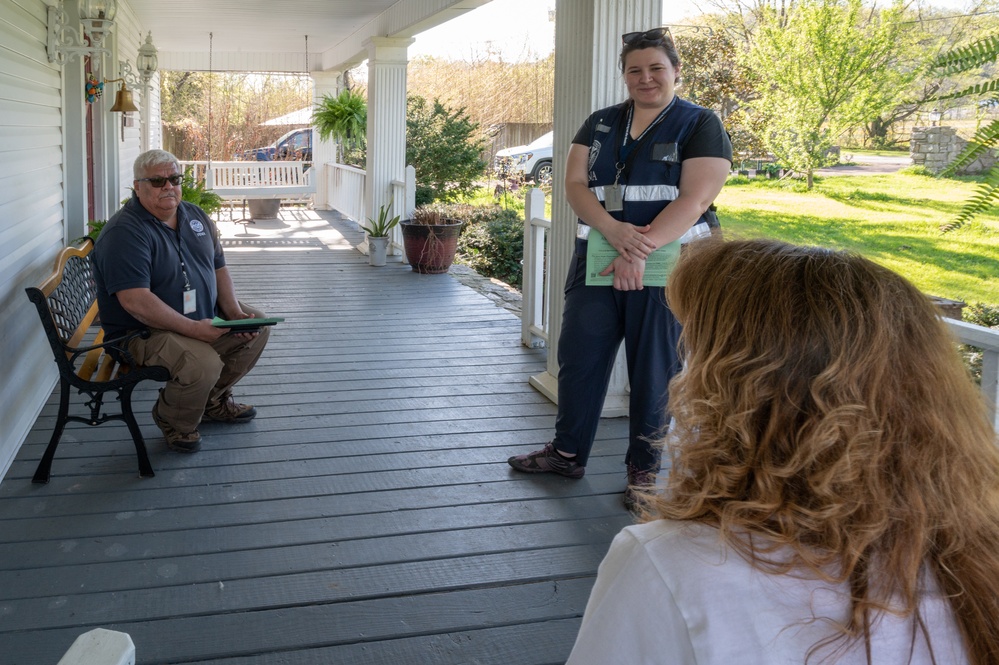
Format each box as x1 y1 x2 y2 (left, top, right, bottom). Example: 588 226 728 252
133 149 181 180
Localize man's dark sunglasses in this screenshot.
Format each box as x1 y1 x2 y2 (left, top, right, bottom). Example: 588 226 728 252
622 27 673 46
137 174 184 187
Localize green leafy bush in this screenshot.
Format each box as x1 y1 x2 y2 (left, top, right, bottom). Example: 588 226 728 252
181 168 224 216
73 219 107 244
406 96 488 206
898 165 933 177
454 205 524 289
961 302 999 385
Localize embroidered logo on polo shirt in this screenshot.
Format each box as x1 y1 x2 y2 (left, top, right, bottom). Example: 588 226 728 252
189 219 206 236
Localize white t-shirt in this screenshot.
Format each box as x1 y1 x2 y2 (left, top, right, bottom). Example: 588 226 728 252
567 520 968 665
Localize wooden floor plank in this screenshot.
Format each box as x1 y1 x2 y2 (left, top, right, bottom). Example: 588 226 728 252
192 619 583 665
0 211 639 665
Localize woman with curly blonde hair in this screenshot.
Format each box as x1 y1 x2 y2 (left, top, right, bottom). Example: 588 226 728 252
567 238 999 664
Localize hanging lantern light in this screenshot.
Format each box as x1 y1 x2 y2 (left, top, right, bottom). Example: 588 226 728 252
137 32 158 87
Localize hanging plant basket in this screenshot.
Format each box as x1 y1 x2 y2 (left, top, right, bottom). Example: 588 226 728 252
400 220 463 274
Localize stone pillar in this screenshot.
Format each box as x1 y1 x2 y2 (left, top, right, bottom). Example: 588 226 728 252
364 37 413 232
311 70 341 210
530 0 661 417
911 125 996 176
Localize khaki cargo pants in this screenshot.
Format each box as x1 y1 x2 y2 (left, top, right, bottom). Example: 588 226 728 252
127 302 270 433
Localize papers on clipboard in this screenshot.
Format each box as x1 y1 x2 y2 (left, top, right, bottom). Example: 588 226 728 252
211 316 285 331
584 228 680 287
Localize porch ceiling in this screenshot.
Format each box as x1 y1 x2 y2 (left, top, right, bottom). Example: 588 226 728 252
127 0 492 73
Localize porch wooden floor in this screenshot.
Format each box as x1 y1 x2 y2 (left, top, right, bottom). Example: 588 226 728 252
0 212 634 665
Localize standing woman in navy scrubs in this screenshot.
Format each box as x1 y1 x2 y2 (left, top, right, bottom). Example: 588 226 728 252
508 28 732 509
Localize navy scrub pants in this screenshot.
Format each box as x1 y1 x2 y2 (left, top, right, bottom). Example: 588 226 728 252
551 243 682 473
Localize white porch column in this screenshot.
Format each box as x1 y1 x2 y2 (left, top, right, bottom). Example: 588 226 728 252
311 70 341 211
364 37 413 237
531 0 662 417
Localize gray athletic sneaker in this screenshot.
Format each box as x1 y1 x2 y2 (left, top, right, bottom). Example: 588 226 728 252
508 442 585 479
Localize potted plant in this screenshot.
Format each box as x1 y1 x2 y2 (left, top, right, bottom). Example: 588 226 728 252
361 205 400 267
312 88 367 167
400 205 464 274
73 219 107 245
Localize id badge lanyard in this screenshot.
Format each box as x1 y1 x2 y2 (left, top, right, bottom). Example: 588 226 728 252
605 98 676 213
171 226 197 314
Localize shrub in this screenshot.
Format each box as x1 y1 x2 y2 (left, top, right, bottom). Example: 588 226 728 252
898 165 933 177
406 96 488 206
181 168 224 216
454 205 524 289
961 302 999 385
73 219 107 244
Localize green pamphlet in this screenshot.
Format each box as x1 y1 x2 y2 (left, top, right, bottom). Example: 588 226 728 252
584 229 681 287
211 316 285 330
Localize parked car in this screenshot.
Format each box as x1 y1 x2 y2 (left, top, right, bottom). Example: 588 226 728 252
494 131 553 183
242 127 313 161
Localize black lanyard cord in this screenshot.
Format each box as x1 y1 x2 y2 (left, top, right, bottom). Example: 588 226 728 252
616 97 677 179
170 224 191 290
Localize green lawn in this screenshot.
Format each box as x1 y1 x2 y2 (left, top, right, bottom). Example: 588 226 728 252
715 172 999 306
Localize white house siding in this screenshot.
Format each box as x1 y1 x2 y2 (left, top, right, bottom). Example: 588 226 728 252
0 0 67 480
0 0 152 482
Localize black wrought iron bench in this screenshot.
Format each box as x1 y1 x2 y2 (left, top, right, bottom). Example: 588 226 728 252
25 240 169 484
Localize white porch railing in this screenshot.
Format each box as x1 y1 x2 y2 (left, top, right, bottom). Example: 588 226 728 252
519 187 999 430
178 160 210 184
946 319 999 430
388 167 417 261
521 188 550 349
328 161 366 224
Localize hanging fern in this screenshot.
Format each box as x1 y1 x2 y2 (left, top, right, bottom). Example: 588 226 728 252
931 33 999 75
926 32 999 230
930 79 999 104
940 169 999 232
312 89 367 147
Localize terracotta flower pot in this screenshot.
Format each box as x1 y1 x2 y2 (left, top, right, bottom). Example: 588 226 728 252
400 220 463 274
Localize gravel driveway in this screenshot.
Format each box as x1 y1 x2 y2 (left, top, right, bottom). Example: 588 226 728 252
817 153 911 176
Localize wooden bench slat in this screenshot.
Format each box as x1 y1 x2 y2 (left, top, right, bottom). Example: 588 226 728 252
65 301 100 352
95 351 119 384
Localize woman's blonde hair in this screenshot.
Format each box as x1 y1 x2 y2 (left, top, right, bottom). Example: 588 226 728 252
650 238 999 663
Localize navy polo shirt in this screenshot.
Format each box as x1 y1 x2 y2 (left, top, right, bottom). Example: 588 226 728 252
93 196 226 337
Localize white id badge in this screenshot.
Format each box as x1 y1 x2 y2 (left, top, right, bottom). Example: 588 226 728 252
605 184 624 212
183 288 197 314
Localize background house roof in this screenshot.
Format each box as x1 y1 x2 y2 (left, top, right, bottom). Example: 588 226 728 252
262 108 313 126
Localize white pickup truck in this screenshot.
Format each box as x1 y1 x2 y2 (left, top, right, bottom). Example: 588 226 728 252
494 131 553 183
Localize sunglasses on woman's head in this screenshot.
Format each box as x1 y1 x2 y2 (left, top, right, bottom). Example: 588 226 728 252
622 27 673 46
137 174 184 187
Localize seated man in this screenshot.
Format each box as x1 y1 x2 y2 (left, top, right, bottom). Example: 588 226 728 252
93 149 270 453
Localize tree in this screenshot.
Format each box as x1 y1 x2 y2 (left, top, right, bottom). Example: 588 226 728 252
745 0 913 187
406 96 488 205
159 72 311 161
407 52 554 130
676 23 765 157
927 32 999 230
